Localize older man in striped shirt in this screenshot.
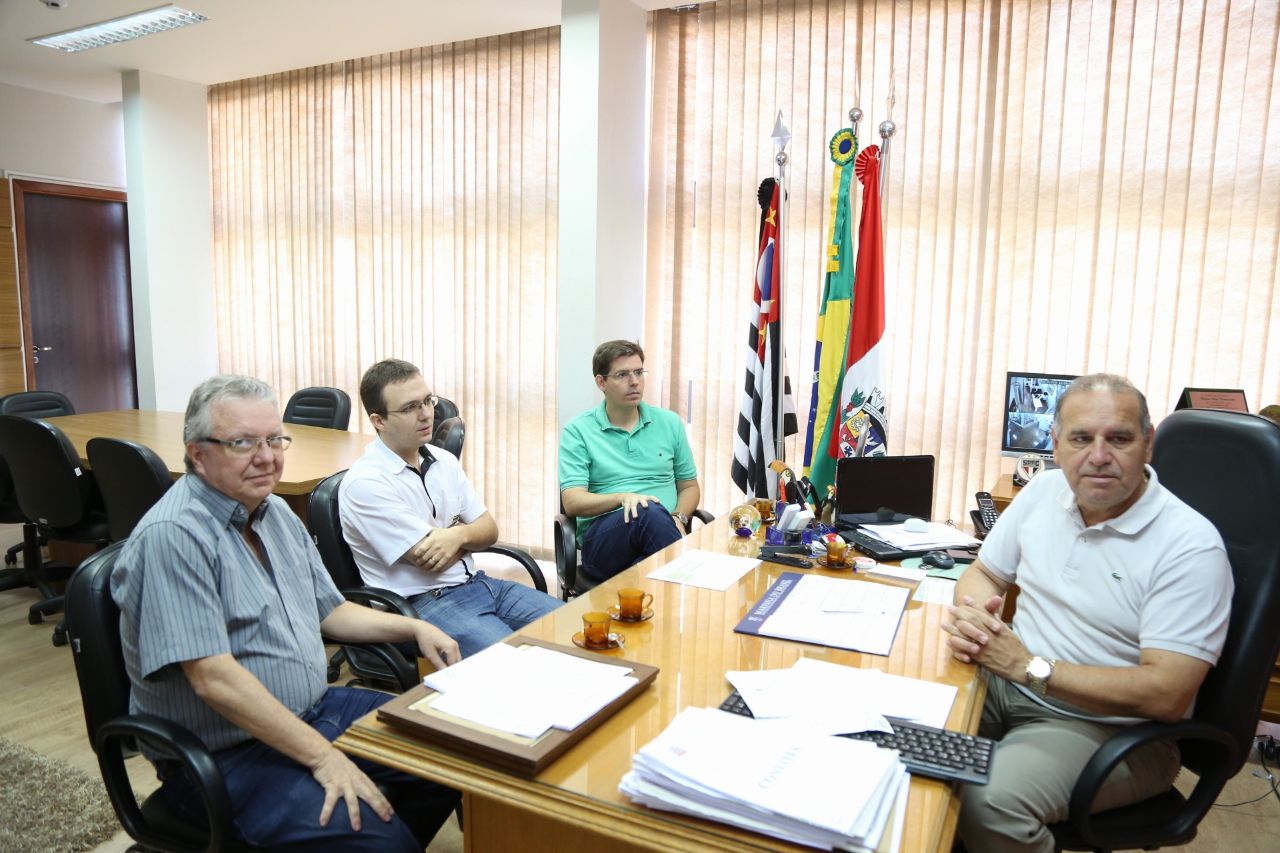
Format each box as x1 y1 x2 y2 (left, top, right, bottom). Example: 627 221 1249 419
112 375 459 851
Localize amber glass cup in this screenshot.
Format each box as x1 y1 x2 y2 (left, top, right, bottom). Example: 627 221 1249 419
582 611 613 648
617 587 654 620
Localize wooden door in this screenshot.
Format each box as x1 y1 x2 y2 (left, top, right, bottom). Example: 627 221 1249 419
12 179 137 412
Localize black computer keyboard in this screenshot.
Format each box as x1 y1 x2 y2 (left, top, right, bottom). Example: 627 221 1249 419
718 690 994 786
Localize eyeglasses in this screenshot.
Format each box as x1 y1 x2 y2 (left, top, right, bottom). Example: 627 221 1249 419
605 368 648 382
201 435 293 454
384 394 440 417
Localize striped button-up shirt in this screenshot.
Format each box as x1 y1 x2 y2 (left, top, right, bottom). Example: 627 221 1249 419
111 473 344 753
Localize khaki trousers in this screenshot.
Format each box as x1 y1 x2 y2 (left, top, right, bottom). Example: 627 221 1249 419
958 675 1180 853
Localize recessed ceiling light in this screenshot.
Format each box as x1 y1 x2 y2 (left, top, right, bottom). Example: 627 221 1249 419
29 4 208 53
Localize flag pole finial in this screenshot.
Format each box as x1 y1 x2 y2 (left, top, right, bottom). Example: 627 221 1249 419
849 106 862 137
771 111 791 166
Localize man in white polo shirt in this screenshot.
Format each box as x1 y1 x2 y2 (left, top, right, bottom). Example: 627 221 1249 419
944 373 1233 853
339 359 560 658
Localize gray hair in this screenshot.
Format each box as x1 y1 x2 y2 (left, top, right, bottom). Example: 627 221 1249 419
183 375 278 471
1054 373 1152 435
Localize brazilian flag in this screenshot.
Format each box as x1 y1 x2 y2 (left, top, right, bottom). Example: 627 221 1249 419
801 127 858 497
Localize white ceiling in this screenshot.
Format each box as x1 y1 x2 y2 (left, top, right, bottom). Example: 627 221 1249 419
0 0 685 103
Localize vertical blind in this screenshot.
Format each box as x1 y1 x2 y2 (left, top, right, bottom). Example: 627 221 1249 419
646 0 1278 524
210 29 561 547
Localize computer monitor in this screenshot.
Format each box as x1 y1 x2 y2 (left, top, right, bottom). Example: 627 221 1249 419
1174 387 1249 413
835 455 935 520
1001 371 1078 459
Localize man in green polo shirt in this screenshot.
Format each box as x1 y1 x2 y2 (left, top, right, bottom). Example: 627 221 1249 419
559 340 701 583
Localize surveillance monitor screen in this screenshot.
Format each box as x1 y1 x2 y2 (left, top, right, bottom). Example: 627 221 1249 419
1002 371 1078 458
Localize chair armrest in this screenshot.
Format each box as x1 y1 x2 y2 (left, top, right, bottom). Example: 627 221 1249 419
339 586 417 619
97 713 236 852
1064 718 1237 847
485 543 548 593
689 508 715 532
553 513 578 602
330 589 420 690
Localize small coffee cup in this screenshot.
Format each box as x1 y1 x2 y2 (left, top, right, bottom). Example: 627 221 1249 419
826 537 849 566
582 611 613 648
617 587 653 620
753 497 775 520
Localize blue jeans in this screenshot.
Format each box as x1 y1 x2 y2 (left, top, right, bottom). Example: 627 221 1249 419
409 570 561 659
580 502 682 584
157 687 458 851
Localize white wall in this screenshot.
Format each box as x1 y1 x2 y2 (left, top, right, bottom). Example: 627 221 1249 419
0 82 125 187
557 0 648 425
122 70 218 411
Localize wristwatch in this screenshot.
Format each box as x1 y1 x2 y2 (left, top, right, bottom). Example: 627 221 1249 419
1025 656 1056 697
672 511 690 529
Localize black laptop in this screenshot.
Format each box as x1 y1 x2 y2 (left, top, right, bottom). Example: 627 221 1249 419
834 455 937 561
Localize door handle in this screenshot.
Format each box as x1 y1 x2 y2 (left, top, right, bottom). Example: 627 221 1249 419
32 345 53 352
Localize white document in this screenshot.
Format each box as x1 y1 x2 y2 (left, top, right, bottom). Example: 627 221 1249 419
748 574 909 655
646 548 759 590
729 658 957 733
913 576 957 605
861 521 979 550
421 642 636 738
864 563 928 583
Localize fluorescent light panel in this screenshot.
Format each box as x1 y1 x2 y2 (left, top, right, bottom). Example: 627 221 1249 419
30 5 207 53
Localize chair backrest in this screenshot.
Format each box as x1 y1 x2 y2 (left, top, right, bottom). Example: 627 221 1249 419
64 541 130 752
0 414 95 528
1151 409 1280 775
430 396 465 456
432 417 465 457
308 470 363 589
0 390 75 419
433 396 460 423
87 438 174 542
283 386 351 431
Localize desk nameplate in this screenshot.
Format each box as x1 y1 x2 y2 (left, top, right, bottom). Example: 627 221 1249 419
376 636 659 777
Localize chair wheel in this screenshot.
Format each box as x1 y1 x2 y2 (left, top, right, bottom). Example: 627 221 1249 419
52 627 68 647
327 665 341 683
28 611 43 625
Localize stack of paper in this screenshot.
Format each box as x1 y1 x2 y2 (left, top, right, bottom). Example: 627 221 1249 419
421 643 637 738
859 521 979 551
620 707 908 851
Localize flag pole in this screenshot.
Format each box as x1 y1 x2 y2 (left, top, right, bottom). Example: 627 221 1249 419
770 113 792 471
878 80 896 213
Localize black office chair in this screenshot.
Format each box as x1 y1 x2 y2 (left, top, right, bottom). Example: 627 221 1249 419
554 504 713 601
86 438 174 542
310 470 548 686
0 390 75 573
64 541 414 852
283 386 351 430
0 414 109 646
1049 409 1280 852
64 542 256 852
431 395 465 457
0 389 76 419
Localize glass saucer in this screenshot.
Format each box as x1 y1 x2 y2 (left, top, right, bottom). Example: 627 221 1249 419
571 630 624 651
816 556 852 570
606 605 654 623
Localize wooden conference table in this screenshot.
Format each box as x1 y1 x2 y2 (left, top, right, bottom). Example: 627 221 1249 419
45 409 371 517
337 518 986 853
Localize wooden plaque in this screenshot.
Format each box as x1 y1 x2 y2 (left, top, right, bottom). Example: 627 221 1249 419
376 636 659 777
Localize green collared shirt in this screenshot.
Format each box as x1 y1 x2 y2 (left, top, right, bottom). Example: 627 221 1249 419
558 401 697 541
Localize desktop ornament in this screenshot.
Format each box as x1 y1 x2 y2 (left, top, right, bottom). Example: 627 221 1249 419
1013 454 1045 487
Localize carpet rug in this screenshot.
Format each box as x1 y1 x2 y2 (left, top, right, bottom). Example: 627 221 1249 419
0 736 120 851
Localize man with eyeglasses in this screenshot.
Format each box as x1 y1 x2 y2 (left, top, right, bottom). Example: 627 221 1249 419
112 374 460 851
558 340 701 584
340 359 560 658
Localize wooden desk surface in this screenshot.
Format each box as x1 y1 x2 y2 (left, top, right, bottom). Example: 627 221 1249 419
45 409 372 496
337 519 986 853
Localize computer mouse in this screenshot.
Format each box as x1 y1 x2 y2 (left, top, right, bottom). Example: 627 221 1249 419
902 517 929 534
921 551 955 570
